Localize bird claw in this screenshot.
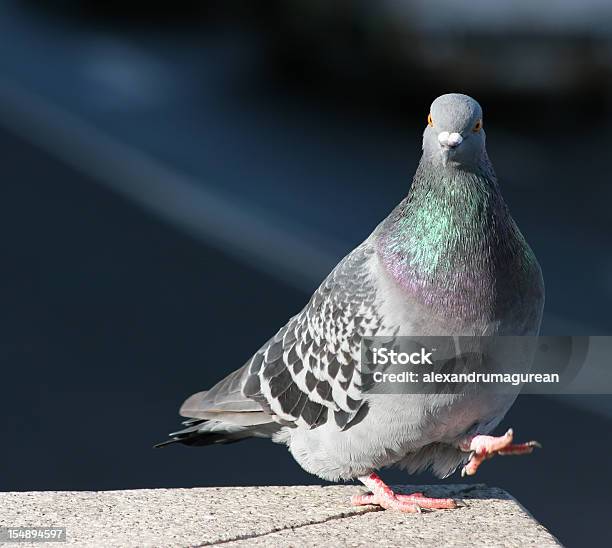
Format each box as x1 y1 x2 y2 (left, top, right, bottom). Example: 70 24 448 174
354 473 457 512
460 429 541 475
461 451 476 476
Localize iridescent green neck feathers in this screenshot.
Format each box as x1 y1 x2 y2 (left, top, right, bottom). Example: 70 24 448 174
377 158 537 325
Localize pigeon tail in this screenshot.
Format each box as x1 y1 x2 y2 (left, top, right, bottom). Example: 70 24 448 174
157 364 282 448
154 417 280 448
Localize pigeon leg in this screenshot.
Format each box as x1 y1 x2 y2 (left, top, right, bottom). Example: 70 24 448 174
351 473 457 512
459 428 541 476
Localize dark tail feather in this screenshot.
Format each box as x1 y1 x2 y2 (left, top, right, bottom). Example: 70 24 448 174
154 417 279 448
157 371 278 449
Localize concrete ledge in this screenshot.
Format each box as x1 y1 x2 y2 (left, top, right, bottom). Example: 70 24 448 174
0 485 559 547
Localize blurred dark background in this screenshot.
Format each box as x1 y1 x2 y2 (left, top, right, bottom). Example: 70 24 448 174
1 2 611 546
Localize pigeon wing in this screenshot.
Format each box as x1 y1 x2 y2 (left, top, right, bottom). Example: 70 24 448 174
241 241 384 430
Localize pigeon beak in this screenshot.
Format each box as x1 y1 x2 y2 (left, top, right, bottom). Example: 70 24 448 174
438 131 463 149
438 132 463 166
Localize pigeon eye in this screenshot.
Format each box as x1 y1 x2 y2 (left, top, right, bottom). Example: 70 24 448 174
427 113 434 127
472 119 483 132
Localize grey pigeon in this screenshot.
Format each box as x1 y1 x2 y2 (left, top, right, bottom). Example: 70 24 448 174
158 93 545 512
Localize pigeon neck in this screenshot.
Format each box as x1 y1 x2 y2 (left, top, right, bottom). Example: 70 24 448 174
377 157 530 323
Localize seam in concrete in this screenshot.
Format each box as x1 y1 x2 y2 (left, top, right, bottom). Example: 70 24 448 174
195 484 489 546
0 485 561 547
194 507 383 546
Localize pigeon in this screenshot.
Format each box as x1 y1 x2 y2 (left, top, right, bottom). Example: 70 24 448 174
158 93 545 512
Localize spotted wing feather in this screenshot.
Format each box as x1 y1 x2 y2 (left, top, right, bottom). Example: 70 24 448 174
243 242 384 430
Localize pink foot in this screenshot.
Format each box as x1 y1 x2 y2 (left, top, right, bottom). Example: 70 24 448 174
352 473 457 513
459 428 542 476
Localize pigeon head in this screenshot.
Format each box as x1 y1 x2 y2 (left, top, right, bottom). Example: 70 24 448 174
422 93 486 170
